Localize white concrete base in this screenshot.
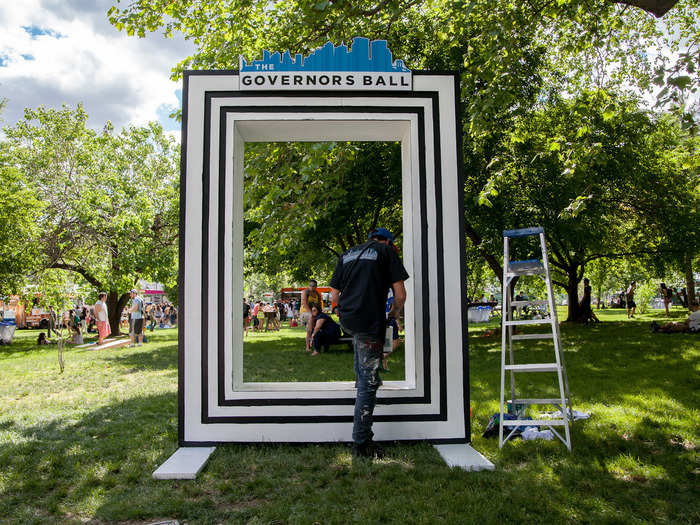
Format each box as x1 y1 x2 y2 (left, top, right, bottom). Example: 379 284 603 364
434 444 495 471
77 337 128 350
153 447 216 480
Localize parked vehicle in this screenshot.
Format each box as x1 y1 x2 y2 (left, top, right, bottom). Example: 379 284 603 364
25 308 51 329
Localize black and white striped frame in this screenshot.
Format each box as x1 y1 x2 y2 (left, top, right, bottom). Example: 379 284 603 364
178 71 469 445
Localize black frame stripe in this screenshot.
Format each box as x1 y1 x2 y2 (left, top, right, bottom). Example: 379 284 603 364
201 99 441 422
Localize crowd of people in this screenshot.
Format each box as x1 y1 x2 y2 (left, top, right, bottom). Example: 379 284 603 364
36 291 177 347
243 297 299 335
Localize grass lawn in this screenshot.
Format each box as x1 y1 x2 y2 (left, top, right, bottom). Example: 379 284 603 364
243 326 406 382
0 307 697 524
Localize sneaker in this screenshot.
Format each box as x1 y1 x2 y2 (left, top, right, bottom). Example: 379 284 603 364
129 344 136 348
137 343 143 346
351 440 385 459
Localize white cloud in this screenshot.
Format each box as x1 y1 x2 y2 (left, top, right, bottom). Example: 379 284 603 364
0 0 194 136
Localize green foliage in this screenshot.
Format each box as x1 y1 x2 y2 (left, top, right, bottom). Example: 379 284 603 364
634 281 657 314
105 0 699 308
466 90 698 319
244 141 402 281
0 141 41 295
107 0 699 132
3 105 180 324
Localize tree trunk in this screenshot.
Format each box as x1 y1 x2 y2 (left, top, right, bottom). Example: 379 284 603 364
107 291 130 336
684 254 695 310
566 269 582 322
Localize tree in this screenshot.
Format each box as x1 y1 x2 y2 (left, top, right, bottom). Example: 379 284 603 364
469 91 698 320
33 269 87 372
107 0 698 308
4 105 180 334
107 0 697 129
0 142 41 296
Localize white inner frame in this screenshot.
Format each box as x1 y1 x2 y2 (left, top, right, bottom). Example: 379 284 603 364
233 119 417 392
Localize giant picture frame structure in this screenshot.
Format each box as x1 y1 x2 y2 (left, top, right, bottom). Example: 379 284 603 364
178 70 470 445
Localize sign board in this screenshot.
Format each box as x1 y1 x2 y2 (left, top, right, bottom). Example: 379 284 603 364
240 38 411 91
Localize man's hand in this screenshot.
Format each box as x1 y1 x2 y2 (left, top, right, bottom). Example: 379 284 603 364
388 281 406 319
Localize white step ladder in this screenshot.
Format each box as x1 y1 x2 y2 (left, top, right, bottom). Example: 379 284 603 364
499 226 573 450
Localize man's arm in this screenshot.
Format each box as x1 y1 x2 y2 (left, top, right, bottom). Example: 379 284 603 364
388 281 406 319
301 289 309 310
330 287 340 307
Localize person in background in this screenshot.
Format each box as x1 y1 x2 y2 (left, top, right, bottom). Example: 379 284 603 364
80 307 88 335
680 288 688 308
71 325 83 345
579 278 599 323
652 301 700 333
308 304 342 355
382 290 401 372
94 292 110 346
147 303 157 331
37 332 50 345
128 289 145 347
626 281 637 319
660 282 672 317
252 301 262 332
301 280 324 349
47 306 57 338
243 299 251 336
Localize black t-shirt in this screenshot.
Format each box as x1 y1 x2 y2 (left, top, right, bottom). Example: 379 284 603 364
329 240 409 340
314 312 341 336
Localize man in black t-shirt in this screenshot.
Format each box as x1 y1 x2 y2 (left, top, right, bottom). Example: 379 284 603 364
329 227 409 458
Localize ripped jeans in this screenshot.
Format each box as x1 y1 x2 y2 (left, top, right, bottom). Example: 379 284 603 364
352 334 383 446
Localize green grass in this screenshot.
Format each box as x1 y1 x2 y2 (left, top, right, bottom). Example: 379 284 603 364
243 326 406 382
0 308 698 524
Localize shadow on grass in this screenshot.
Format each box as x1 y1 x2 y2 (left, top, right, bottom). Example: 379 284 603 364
468 316 699 413
2 389 695 524
101 342 178 372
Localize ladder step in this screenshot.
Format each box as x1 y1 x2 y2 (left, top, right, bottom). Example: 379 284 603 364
511 333 553 340
504 318 551 326
508 398 567 405
503 227 544 238
504 363 559 372
511 300 548 307
502 419 568 426
508 268 545 277
508 260 544 277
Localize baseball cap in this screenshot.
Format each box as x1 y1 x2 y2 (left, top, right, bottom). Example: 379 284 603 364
368 227 394 243
130 289 138 294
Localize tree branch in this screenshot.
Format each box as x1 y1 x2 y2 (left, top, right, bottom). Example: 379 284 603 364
49 262 103 290
464 221 503 282
610 0 678 18
322 242 340 258
584 247 681 264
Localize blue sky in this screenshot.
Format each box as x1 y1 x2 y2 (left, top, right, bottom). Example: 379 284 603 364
0 1 193 137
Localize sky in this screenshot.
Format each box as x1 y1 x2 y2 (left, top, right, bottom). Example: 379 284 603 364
0 0 194 137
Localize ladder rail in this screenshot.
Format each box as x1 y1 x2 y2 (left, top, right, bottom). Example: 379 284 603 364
498 236 510 448
540 232 573 427
539 231 572 450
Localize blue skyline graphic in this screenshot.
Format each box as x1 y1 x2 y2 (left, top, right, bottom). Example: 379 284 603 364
240 38 410 73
